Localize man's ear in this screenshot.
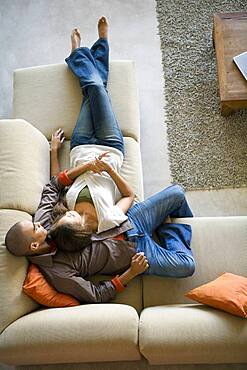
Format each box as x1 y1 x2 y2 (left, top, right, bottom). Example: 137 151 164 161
30 242 40 251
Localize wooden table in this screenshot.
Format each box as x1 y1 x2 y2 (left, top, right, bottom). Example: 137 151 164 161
213 12 247 116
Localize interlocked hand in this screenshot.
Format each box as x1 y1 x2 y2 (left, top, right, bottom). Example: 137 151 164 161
87 151 112 174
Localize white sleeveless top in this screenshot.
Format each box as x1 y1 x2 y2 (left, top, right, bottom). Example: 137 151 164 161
66 144 128 234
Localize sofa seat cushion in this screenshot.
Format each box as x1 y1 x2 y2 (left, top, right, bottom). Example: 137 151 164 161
0 304 141 366
139 304 247 365
143 217 247 307
89 275 142 314
57 137 144 202
120 137 144 202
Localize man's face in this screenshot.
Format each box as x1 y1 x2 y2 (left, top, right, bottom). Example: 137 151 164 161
21 220 47 248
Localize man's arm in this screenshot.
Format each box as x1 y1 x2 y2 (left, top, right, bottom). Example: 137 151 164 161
43 253 148 303
34 129 66 229
33 177 66 230
50 274 117 303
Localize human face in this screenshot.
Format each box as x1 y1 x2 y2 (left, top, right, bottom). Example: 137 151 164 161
32 222 48 243
57 211 82 227
21 220 48 244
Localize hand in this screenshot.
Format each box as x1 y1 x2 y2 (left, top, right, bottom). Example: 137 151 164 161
86 159 104 175
129 252 149 277
94 157 112 173
86 151 112 175
51 128 65 151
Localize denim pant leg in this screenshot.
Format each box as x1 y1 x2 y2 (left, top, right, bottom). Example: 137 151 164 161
85 85 124 154
155 222 195 275
88 39 123 153
65 47 104 89
70 95 95 150
127 184 193 237
90 38 109 88
135 233 195 278
66 45 124 154
126 184 195 277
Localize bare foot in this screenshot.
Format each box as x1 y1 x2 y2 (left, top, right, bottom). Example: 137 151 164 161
98 16 108 39
71 28 81 52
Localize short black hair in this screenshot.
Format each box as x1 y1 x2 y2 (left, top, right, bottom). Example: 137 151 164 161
5 221 34 256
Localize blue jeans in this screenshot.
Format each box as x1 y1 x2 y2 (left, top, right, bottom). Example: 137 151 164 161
126 184 195 278
65 38 124 154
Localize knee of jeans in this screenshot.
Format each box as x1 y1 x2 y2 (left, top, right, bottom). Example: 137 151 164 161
91 79 104 89
93 81 104 88
171 184 185 203
82 77 104 90
177 258 195 278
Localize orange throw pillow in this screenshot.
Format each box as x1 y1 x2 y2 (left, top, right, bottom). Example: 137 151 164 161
23 263 80 308
185 272 247 318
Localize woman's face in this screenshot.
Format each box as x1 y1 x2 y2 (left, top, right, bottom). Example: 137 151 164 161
57 210 82 227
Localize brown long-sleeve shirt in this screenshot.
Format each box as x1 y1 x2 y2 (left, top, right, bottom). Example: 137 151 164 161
28 176 137 304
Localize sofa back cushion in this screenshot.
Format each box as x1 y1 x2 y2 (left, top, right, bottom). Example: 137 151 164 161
143 216 247 307
0 209 39 333
0 119 50 214
13 61 140 142
11 61 144 203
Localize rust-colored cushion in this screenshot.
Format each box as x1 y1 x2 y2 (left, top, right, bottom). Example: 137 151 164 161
23 263 80 307
185 272 247 318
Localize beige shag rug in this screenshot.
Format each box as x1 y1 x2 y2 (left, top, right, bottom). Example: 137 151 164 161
156 0 247 190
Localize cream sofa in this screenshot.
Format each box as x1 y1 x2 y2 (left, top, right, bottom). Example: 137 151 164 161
0 61 246 369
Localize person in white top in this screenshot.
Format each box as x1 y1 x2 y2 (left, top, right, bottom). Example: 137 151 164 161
49 17 195 279
50 17 135 245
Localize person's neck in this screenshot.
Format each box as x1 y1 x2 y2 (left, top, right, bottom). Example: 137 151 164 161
33 241 53 256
